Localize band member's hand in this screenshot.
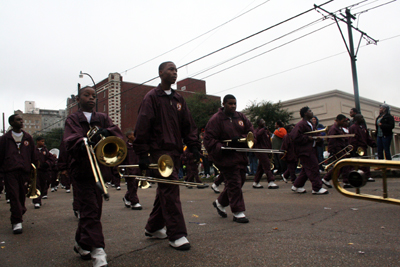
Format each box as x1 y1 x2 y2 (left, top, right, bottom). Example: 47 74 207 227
231 136 240 143
190 146 200 163
92 128 110 143
139 155 151 170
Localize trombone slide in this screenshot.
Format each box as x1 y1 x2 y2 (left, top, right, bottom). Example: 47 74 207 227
84 138 110 201
312 134 355 139
221 147 285 154
332 159 400 205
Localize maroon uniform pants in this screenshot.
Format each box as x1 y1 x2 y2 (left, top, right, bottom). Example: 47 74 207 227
218 166 246 213
33 170 50 204
71 176 80 211
186 162 201 183
254 153 275 184
214 172 225 186
125 177 139 204
4 170 29 224
283 161 297 182
293 151 323 191
75 179 105 250
145 151 187 242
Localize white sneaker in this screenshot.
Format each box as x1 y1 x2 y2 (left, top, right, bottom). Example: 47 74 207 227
268 181 279 189
145 228 168 239
42 195 47 199
12 223 22 234
322 178 333 188
233 212 249 223
252 182 263 189
213 200 227 218
312 188 329 195
51 188 55 192
131 203 142 210
273 169 278 174
291 186 306 194
34 203 41 209
206 174 210 178
7 199 10 204
122 197 131 208
66 189 71 193
73 242 91 260
116 186 121 190
91 247 107 267
211 183 220 193
367 177 375 182
169 236 190 250
281 174 288 183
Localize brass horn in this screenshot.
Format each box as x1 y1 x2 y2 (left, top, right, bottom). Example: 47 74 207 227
331 159 400 205
27 163 41 199
118 154 203 189
222 132 254 149
321 145 353 171
304 126 329 134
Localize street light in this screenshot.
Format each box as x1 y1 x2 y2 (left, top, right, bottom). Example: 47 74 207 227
79 71 97 111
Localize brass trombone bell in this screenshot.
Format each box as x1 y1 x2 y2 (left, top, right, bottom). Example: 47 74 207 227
95 136 128 167
331 159 400 205
118 154 174 178
27 163 41 199
356 147 365 157
222 132 254 149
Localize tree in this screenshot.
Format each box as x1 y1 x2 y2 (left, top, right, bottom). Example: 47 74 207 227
243 100 293 131
185 93 221 132
33 128 64 150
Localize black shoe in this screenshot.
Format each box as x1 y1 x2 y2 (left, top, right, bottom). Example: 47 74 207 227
197 184 208 189
343 183 353 188
212 201 227 218
233 216 249 223
186 186 193 189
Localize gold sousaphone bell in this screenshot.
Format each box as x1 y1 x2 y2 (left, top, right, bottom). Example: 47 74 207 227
118 154 203 189
331 159 400 205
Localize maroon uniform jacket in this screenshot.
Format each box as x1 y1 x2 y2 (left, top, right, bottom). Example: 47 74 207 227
133 85 200 156
123 140 140 176
0 130 36 173
291 118 320 157
204 107 254 168
254 127 272 149
281 133 296 162
63 110 124 180
57 140 71 172
327 123 348 154
349 123 376 151
35 146 53 172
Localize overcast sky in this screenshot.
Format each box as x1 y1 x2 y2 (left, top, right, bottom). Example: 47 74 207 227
1 0 399 133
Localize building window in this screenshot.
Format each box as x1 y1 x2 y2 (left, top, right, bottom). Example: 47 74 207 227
103 104 106 112
104 91 106 98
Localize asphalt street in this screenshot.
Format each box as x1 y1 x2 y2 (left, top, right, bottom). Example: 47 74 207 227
1 175 400 267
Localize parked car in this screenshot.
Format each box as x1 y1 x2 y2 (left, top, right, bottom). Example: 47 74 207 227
392 153 400 161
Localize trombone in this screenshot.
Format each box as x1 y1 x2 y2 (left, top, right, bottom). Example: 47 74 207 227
222 132 254 149
331 159 400 205
85 126 127 200
118 154 204 189
27 163 41 199
304 126 329 134
321 145 353 171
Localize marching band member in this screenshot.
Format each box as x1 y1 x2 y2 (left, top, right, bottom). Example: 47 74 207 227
349 114 377 182
291 107 328 195
32 136 54 208
133 61 200 250
321 114 352 188
64 86 124 267
121 130 142 210
204 94 254 223
252 118 278 189
280 124 297 183
182 145 208 189
0 114 36 234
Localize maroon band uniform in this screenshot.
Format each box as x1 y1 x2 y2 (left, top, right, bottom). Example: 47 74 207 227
253 126 275 184
133 84 200 242
64 110 124 251
204 107 254 213
0 130 36 225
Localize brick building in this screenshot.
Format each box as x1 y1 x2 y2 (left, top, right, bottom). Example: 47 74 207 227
67 73 220 134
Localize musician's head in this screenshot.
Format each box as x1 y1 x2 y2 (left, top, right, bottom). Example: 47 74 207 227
285 124 295 133
159 61 177 86
76 86 96 112
125 129 135 141
9 114 23 130
300 106 313 119
336 114 347 127
256 117 265 127
354 114 364 124
36 136 45 148
223 94 236 116
350 108 359 118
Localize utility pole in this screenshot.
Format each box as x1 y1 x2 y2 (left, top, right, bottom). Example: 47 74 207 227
314 5 378 113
